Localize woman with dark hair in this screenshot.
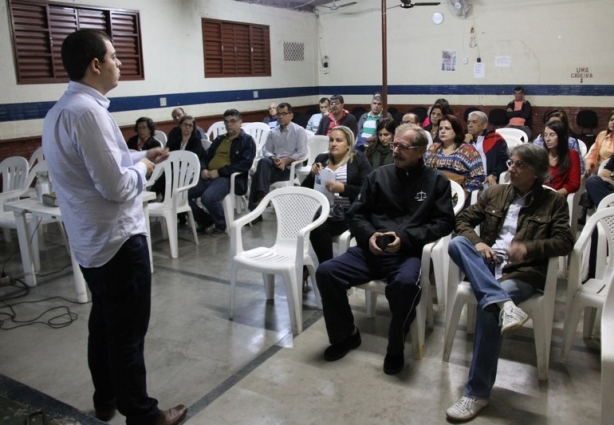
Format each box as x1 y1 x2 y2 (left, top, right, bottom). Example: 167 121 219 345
126 117 159 151
301 125 371 291
365 117 397 169
533 109 585 174
425 114 485 197
543 120 581 195
423 101 453 144
585 110 614 177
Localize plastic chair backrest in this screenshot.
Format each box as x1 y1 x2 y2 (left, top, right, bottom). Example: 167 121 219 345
0 156 29 193
449 180 466 215
24 160 49 190
206 121 226 141
154 130 167 145
577 139 588 158
496 127 528 143
28 147 45 169
242 122 271 150
157 150 200 209
496 131 524 149
307 136 330 162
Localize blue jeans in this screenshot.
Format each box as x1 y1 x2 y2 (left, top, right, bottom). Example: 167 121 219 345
316 246 422 355
448 236 535 399
188 177 230 230
80 235 160 425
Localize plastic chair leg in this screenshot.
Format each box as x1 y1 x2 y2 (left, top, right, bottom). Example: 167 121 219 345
263 273 275 299
583 307 598 339
165 213 179 258
365 291 378 318
562 300 584 362
442 294 467 362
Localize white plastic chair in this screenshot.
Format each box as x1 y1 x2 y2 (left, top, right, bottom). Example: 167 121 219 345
577 139 588 159
28 147 45 169
219 172 248 235
600 265 614 424
154 130 167 145
562 207 614 363
243 122 271 175
443 255 559 380
0 156 30 243
297 135 330 182
146 151 200 258
496 127 529 143
269 152 309 190
206 121 226 141
229 187 329 335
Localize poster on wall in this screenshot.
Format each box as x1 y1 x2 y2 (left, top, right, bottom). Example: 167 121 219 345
442 51 457 71
474 62 485 78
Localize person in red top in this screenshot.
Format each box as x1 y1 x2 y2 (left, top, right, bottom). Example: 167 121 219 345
316 94 358 137
542 120 581 196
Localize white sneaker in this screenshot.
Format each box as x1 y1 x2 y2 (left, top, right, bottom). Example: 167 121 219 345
499 302 529 336
446 396 489 421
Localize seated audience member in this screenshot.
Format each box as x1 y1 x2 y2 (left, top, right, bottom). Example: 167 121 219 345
584 110 614 177
422 98 451 128
316 123 454 375
465 111 509 188
402 113 433 145
533 109 585 174
423 101 453 144
425 114 485 198
542 120 581 196
248 102 309 215
584 152 614 207
505 86 532 139
306 98 330 133
301 125 371 291
168 107 206 145
263 102 278 128
127 117 160 151
316 95 358 137
365 118 397 168
188 109 256 235
355 94 391 151
152 115 205 201
445 143 573 421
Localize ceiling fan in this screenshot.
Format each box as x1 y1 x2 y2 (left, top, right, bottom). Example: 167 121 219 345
396 0 441 9
320 1 358 11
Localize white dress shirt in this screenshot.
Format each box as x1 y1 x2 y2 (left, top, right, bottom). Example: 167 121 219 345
42 81 148 267
263 122 308 163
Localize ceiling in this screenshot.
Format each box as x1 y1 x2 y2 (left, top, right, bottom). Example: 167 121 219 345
234 0 356 13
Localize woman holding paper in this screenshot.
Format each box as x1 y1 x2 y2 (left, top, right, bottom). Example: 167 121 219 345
301 126 372 291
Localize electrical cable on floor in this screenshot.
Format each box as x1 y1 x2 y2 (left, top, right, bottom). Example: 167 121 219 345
0 279 88 330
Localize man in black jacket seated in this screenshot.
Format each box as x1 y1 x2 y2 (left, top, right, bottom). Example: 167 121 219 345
316 123 455 375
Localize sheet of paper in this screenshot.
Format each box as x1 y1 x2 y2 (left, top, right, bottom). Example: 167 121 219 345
314 168 335 205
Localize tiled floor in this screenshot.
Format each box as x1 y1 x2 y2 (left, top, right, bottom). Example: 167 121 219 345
0 213 603 424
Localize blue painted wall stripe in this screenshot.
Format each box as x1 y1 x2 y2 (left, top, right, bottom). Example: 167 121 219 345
1 84 613 123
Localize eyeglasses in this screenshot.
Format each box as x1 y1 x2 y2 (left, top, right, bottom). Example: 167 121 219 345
506 159 526 169
224 119 239 125
277 112 291 117
391 142 421 151
181 123 194 128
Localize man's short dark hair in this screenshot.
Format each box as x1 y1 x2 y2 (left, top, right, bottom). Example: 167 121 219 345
61 29 111 81
223 109 241 119
331 95 344 104
277 102 292 112
514 86 525 93
134 117 155 134
319 97 330 105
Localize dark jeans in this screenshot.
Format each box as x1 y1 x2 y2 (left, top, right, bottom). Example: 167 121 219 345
310 219 348 264
188 177 230 230
248 157 290 210
316 246 422 355
80 235 160 425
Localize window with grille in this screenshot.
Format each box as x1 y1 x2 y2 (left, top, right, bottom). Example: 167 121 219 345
202 18 271 78
8 0 144 84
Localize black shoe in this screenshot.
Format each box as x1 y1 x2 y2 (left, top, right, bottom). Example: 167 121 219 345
95 407 116 422
250 215 263 225
324 328 361 361
205 226 226 236
383 352 405 375
197 224 212 234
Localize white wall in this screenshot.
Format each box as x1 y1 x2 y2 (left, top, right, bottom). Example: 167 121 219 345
0 0 318 138
317 0 614 107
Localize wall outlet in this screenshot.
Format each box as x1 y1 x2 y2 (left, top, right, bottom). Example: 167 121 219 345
253 90 258 98
159 97 167 107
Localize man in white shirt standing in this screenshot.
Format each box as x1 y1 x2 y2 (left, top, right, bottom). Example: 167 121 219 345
42 29 187 425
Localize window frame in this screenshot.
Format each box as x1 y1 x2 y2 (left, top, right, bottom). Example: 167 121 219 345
202 18 271 78
8 0 144 85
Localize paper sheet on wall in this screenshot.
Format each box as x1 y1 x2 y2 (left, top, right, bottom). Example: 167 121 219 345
314 168 335 205
495 56 511 67
474 62 485 78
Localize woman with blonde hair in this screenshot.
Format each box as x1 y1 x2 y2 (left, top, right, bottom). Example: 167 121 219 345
301 126 371 291
585 110 614 177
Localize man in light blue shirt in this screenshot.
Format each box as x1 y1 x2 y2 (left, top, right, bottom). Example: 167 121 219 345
42 29 186 425
248 102 308 213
